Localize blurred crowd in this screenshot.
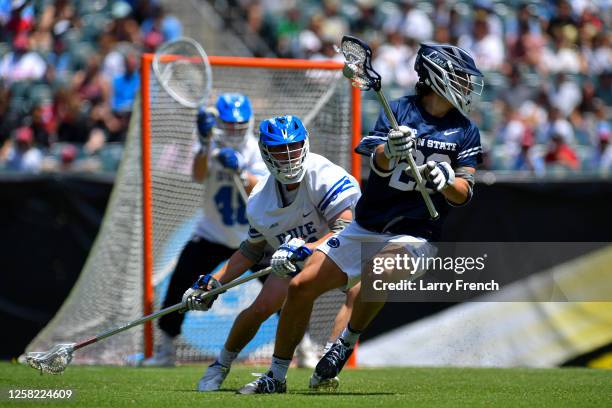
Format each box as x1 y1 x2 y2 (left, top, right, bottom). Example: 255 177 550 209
0 0 181 173
1 0 610 177
216 0 611 176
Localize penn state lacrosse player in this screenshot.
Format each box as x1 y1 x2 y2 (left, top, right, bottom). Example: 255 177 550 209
141 93 267 366
182 115 361 392
237 43 484 393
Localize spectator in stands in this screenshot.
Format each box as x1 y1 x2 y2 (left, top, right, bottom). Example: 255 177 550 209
99 32 126 82
2 126 42 172
110 53 139 142
507 4 545 70
546 0 579 45
107 1 141 44
544 133 580 171
2 0 35 38
372 30 414 87
543 29 582 74
275 7 302 58
140 5 182 44
596 70 611 105
458 16 504 71
350 0 382 39
591 123 611 174
39 0 76 35
497 105 528 169
46 33 72 81
299 14 324 58
56 91 91 144
500 65 534 110
585 32 611 76
29 104 52 148
72 54 110 108
549 73 582 117
111 53 139 114
540 106 575 146
384 0 432 42
0 32 47 85
319 0 349 42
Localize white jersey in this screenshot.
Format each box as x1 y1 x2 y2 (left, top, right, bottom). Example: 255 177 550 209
194 135 268 248
246 153 361 250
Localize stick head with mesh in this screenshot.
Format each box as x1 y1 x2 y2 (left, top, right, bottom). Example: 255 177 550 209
25 343 75 374
152 37 212 108
337 35 381 92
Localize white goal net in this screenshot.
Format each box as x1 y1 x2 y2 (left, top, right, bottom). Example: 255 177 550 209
26 56 358 364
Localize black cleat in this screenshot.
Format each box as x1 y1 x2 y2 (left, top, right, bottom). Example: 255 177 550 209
314 338 353 380
237 371 287 394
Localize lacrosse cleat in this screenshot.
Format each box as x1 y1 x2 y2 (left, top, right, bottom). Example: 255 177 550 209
197 361 230 391
309 372 339 391
313 338 353 381
140 332 176 367
236 371 286 394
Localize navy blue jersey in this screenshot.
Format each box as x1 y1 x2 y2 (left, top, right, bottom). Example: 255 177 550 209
355 95 482 241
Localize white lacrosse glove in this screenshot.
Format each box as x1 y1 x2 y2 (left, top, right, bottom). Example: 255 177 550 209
182 274 223 312
384 126 417 160
270 236 313 277
418 161 455 192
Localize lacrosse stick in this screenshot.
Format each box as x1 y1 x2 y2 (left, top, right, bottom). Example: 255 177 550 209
25 266 272 375
337 35 439 220
232 172 249 203
153 37 212 108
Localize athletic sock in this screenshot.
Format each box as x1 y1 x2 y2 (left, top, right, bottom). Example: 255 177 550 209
269 355 291 380
324 341 335 354
339 324 361 349
218 347 239 368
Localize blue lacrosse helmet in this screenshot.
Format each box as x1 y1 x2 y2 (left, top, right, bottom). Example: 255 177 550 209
258 115 309 184
215 93 253 147
414 43 484 117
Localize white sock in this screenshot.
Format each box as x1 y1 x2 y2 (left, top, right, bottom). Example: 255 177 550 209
324 341 335 354
269 355 291 380
218 347 239 368
339 325 361 348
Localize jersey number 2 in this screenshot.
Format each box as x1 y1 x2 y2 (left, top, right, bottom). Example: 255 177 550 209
389 151 450 191
214 186 248 226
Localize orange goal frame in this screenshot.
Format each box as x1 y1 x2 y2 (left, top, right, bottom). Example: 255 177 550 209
139 54 362 359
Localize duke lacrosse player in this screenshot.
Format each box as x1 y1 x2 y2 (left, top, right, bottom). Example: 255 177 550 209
182 115 361 392
238 43 484 393
141 93 267 366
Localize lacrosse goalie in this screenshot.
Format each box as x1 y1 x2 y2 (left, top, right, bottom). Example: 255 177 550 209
142 93 268 366
182 115 361 392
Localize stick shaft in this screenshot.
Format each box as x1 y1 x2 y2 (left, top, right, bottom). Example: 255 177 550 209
75 267 272 350
232 173 249 203
374 90 439 219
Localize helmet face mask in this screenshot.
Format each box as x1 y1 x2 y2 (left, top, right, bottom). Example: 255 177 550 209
215 93 253 148
258 116 309 185
216 118 253 148
415 43 484 117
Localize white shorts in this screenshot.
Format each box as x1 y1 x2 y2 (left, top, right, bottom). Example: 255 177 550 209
317 221 435 289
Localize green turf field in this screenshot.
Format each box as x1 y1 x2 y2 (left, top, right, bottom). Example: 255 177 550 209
0 362 610 407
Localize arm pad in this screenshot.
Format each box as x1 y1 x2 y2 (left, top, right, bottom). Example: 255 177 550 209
447 167 475 207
